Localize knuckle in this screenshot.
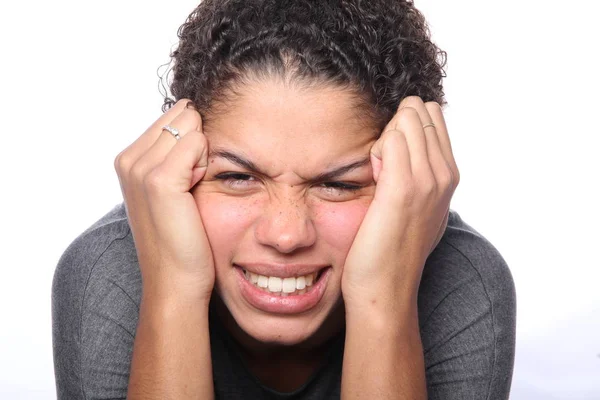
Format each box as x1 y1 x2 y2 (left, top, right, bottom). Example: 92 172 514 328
380 128 403 144
424 102 442 117
113 152 123 173
419 177 437 196
384 128 405 143
184 128 207 148
438 169 454 188
394 107 419 128
176 98 192 107
424 100 441 109
143 168 166 193
398 96 422 110
197 132 209 152
185 100 198 110
454 168 461 187
380 130 408 153
200 132 208 148
114 151 132 174
181 108 203 128
448 162 461 187
385 106 419 133
130 160 149 182
399 106 419 117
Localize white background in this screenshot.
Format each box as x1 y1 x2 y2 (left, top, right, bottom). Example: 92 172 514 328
1 0 598 398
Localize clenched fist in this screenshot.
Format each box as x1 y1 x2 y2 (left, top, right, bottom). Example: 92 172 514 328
341 96 460 311
113 99 215 302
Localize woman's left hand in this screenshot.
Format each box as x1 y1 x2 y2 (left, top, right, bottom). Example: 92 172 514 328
341 96 460 312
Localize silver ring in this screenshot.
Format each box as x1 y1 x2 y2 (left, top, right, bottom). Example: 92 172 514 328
162 125 181 141
422 123 436 129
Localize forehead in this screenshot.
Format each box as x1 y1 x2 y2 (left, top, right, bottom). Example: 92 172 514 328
202 80 378 172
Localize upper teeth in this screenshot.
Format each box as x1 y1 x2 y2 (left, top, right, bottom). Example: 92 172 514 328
244 270 316 293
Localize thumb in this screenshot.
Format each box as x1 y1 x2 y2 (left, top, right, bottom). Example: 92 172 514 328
160 130 209 192
191 131 209 187
369 129 412 204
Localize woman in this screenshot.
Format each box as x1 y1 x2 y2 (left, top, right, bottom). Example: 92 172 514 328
52 0 516 398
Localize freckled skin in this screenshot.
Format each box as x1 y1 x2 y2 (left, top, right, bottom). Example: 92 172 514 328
191 80 378 362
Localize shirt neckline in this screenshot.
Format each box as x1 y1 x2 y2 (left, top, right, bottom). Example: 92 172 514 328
209 305 345 397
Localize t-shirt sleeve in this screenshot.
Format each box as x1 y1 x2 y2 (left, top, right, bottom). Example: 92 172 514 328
52 213 141 400
417 220 516 400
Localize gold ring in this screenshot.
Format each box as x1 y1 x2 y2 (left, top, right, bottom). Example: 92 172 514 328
422 123 436 129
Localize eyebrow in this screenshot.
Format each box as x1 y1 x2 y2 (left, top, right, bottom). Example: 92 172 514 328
209 148 371 182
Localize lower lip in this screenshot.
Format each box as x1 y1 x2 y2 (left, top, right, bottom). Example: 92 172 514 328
235 265 331 315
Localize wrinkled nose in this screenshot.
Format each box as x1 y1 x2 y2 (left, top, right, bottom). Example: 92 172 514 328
254 195 317 254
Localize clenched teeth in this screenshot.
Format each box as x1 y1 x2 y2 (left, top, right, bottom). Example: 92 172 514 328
243 269 318 296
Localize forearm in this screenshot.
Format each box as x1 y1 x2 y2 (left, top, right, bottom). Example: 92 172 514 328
341 295 427 400
127 289 214 400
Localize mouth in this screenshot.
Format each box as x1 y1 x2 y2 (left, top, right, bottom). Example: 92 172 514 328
234 265 332 314
238 265 328 297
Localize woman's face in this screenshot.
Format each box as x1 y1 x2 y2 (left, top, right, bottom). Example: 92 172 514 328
192 79 378 346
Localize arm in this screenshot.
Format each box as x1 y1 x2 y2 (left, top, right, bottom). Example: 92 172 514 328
342 292 426 400
51 224 215 400
113 99 216 399
339 96 459 399
127 289 214 400
52 224 138 400
342 227 516 400
420 233 516 399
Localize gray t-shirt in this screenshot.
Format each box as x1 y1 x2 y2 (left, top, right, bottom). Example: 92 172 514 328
52 202 516 399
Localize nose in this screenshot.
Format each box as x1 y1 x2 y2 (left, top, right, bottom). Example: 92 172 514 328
254 194 317 254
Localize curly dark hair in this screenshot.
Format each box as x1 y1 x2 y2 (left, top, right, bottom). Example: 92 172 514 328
161 0 447 133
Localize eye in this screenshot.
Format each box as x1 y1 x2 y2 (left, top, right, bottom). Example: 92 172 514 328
214 172 257 188
314 181 364 201
320 182 362 191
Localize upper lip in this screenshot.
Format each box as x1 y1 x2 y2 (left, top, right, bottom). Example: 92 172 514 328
235 263 328 278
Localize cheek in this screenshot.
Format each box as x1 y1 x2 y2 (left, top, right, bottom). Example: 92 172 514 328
194 193 258 258
312 199 371 257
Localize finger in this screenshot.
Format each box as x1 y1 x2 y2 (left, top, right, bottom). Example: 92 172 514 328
399 97 448 185
370 128 412 207
119 98 195 167
148 129 209 195
416 108 450 186
123 107 202 241
132 107 203 179
145 130 209 262
398 96 434 127
387 106 433 183
398 98 453 256
424 102 460 188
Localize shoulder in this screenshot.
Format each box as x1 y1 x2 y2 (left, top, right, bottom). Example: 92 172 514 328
53 201 142 319
54 201 132 275
418 208 515 322
52 202 142 398
52 201 140 310
417 209 516 398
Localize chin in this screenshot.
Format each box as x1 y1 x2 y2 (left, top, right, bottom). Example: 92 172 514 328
213 284 345 349
212 264 346 348
233 307 331 346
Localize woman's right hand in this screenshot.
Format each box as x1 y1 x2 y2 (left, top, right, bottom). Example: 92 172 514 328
114 99 215 303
